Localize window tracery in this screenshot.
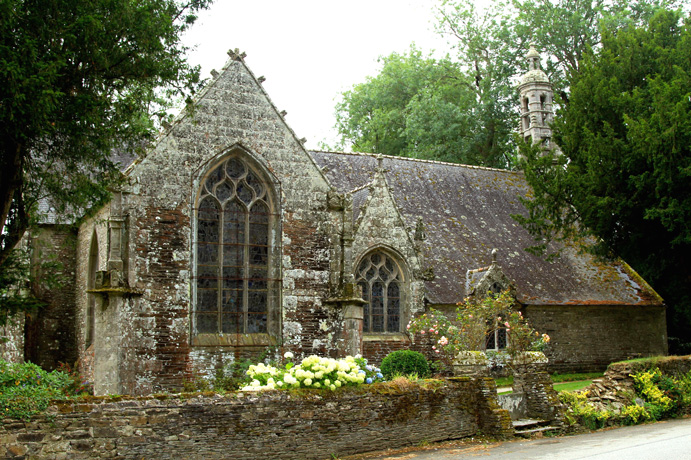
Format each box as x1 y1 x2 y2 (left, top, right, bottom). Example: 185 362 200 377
195 155 275 336
356 251 403 333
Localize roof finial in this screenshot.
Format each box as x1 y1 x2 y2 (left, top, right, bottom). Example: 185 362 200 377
491 248 498 265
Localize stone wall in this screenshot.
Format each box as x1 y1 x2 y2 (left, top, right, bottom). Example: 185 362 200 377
512 356 565 426
0 379 513 460
525 304 668 373
24 226 79 370
582 355 691 411
0 314 24 364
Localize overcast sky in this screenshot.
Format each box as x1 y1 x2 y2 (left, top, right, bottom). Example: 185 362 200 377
182 0 454 150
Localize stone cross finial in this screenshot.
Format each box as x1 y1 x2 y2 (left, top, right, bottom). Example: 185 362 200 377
376 154 384 172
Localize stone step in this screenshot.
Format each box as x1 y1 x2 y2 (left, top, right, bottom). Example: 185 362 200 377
512 418 549 429
514 425 561 438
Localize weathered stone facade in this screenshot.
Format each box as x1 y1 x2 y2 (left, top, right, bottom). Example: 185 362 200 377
5 48 667 395
0 380 513 459
0 316 24 364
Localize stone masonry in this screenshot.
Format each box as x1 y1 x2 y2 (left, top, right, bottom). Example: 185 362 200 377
0 379 513 460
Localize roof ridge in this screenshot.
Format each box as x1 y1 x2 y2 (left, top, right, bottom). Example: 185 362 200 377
310 150 519 174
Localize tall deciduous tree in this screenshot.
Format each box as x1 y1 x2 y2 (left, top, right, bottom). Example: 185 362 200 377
335 45 515 168
0 0 211 317
518 9 691 351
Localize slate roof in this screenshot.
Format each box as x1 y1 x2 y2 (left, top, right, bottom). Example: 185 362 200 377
310 151 662 307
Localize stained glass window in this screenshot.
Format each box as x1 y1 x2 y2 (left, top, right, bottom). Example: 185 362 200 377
356 252 403 333
195 156 273 335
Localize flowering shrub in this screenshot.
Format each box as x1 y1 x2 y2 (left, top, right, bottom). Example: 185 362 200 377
0 360 89 421
632 368 682 418
559 390 614 429
240 353 385 392
407 290 549 367
620 404 652 425
559 367 691 430
56 362 93 396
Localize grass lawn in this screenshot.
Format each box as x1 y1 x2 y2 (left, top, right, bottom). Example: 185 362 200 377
553 380 593 392
496 372 603 393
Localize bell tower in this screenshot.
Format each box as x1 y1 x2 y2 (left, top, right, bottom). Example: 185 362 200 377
518 44 560 157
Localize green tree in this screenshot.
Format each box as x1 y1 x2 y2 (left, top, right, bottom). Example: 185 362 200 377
335 45 514 168
0 0 211 315
518 9 691 351
334 1 682 168
434 0 523 167
335 47 478 160
510 0 684 100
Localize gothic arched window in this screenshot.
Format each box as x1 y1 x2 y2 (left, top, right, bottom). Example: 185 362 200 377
194 154 278 339
356 251 404 333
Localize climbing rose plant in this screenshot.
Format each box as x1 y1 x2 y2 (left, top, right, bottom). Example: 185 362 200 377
240 353 384 392
407 290 549 366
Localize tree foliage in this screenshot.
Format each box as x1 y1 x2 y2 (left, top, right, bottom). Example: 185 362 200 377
518 9 691 350
0 0 211 271
335 41 516 168
335 46 513 166
334 0 681 169
511 0 684 99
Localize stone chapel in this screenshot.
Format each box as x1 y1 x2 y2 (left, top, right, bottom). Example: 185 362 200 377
0 47 667 396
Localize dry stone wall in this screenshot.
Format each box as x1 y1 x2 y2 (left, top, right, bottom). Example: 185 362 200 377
582 355 691 411
0 379 513 460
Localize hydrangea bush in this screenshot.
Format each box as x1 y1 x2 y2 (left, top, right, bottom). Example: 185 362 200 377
240 353 385 392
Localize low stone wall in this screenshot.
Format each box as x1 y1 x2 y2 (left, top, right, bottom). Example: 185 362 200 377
513 362 565 426
582 355 691 411
1 378 513 460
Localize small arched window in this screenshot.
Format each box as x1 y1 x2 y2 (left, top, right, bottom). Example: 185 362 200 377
356 251 404 333
194 154 277 338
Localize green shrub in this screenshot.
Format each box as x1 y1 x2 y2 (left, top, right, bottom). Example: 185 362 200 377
0 360 87 421
214 358 254 391
380 350 430 379
558 391 613 430
620 404 652 425
632 368 680 419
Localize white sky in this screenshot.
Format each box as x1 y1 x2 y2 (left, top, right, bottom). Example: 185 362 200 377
182 0 454 150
